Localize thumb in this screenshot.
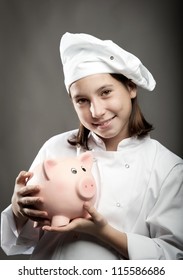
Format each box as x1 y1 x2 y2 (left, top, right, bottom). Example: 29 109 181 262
83 202 107 227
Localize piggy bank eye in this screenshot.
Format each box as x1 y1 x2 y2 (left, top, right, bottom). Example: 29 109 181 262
71 168 77 174
81 166 86 172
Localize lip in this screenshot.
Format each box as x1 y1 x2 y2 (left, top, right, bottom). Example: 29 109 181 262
92 116 116 129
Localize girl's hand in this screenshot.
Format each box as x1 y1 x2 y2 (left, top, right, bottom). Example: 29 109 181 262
42 202 108 235
42 202 128 259
11 171 50 229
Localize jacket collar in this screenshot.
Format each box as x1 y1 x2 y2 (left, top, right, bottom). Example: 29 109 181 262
88 131 150 151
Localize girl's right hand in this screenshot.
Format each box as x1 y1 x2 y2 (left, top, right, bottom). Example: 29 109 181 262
11 171 50 230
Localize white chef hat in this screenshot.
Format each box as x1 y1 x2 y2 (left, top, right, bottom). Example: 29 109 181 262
60 32 156 92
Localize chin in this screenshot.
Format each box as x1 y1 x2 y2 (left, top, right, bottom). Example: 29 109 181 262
97 131 119 140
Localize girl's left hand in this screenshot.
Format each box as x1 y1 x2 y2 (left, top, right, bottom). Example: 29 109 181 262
42 202 108 236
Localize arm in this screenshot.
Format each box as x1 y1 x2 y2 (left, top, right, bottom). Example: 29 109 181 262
42 202 129 259
127 163 183 259
82 203 128 259
1 171 50 256
1 205 40 255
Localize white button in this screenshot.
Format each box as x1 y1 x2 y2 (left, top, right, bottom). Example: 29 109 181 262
116 202 121 207
125 163 130 168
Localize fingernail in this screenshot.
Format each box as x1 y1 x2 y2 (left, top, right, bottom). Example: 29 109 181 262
33 222 38 228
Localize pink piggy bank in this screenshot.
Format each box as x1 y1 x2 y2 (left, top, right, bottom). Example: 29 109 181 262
27 151 96 226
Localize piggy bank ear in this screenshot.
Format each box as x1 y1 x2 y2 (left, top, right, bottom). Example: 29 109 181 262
79 151 93 169
43 159 57 180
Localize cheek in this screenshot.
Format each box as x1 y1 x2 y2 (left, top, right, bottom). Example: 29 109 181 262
113 97 133 115
74 107 90 122
73 104 81 116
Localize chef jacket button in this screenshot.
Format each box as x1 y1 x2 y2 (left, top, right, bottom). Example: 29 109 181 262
125 163 130 168
116 202 121 207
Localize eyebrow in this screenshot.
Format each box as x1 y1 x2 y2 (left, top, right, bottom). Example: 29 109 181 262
71 93 86 101
96 84 113 93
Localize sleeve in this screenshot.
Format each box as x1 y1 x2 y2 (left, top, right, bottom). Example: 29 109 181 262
1 205 40 256
0 135 64 256
0 135 67 256
127 163 183 260
0 143 48 256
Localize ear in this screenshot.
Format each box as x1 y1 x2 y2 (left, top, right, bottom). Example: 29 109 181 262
79 151 93 169
43 159 57 180
129 88 137 99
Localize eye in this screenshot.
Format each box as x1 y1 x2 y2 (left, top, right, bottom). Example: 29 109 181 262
101 89 112 96
76 98 89 105
71 168 77 174
81 166 86 172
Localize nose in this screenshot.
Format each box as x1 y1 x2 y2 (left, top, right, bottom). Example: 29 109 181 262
77 177 96 200
90 100 105 118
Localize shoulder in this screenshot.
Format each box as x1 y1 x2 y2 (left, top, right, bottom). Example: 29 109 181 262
146 138 183 180
149 138 182 164
35 129 79 159
43 129 78 147
136 137 183 192
128 136 182 171
29 129 79 170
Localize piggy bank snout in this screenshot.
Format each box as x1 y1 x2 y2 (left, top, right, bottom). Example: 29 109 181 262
77 177 96 200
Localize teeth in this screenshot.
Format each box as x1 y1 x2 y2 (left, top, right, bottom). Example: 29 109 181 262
100 120 108 126
95 121 107 126
95 117 114 126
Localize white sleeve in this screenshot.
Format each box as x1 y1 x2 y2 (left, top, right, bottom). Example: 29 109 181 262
127 163 183 260
1 205 40 256
0 140 49 256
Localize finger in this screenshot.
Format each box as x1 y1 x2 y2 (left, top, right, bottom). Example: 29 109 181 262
23 208 48 219
18 185 40 196
42 225 53 231
42 217 92 232
83 203 107 226
42 220 77 232
16 171 33 185
33 220 51 228
19 196 44 207
42 225 69 232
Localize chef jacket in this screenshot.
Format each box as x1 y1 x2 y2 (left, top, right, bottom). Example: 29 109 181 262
1 130 183 259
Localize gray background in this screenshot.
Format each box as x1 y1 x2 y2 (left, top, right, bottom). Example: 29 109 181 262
0 0 182 259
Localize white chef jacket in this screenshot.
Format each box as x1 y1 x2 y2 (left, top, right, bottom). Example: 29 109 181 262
1 129 183 259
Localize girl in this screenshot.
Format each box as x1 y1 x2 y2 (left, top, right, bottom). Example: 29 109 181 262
1 32 183 259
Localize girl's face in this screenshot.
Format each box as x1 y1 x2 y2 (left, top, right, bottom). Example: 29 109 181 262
70 73 136 150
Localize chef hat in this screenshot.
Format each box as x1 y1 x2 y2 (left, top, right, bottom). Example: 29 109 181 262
60 32 156 92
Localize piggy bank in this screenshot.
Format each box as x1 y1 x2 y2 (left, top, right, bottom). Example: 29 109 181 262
27 151 96 226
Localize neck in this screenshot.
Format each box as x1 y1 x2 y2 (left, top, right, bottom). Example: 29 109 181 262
102 133 130 151
103 136 127 151
104 141 118 151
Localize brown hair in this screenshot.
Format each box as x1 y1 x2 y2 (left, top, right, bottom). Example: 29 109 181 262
68 73 153 150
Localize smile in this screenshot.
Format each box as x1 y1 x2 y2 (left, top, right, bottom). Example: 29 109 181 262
92 116 116 129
